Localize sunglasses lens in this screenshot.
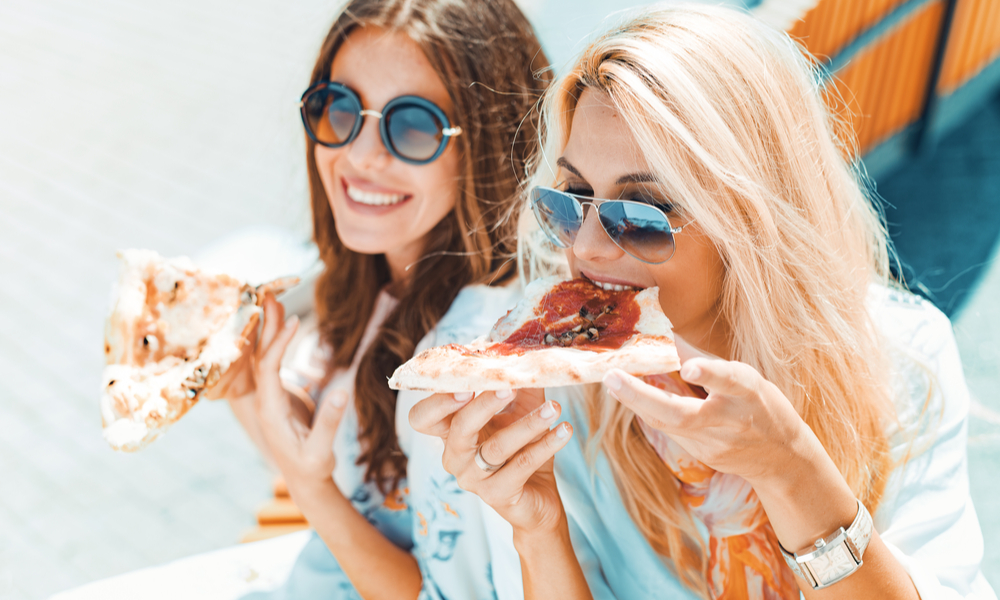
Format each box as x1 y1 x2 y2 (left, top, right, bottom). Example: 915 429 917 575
303 87 359 145
599 202 676 263
531 188 583 248
386 104 444 162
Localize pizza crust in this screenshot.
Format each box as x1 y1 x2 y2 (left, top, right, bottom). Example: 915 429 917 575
388 334 679 392
388 280 680 392
100 249 295 452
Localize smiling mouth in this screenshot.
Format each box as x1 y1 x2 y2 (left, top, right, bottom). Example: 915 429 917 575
345 183 410 206
581 272 643 292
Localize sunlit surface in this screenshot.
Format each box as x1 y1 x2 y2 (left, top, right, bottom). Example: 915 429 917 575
0 1 996 598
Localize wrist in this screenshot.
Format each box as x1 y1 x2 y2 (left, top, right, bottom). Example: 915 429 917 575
285 473 345 512
745 427 859 554
512 514 571 557
743 420 826 496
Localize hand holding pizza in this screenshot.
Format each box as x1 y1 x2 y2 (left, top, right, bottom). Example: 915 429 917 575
409 388 574 534
602 337 817 486
253 293 347 496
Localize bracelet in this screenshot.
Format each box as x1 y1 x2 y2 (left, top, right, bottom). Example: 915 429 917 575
779 498 873 589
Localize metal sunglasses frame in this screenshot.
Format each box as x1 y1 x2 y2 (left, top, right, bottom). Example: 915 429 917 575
530 186 684 264
299 81 462 165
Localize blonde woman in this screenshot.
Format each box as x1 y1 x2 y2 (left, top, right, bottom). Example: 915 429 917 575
409 5 996 600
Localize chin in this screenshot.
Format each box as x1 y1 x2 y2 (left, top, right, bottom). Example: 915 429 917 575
333 227 396 256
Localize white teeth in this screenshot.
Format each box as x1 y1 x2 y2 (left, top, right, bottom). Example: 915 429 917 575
346 184 407 206
591 279 634 292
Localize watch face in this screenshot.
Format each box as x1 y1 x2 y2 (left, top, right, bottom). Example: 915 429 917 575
810 543 858 583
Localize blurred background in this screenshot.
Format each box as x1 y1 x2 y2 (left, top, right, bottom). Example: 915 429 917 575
1 0 998 598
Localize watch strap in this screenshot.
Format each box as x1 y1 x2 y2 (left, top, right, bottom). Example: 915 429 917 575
780 499 873 589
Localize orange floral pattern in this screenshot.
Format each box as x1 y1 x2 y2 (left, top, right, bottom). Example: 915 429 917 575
641 373 800 600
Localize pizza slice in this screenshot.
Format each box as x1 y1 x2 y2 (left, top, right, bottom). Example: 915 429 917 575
100 249 296 452
388 276 680 392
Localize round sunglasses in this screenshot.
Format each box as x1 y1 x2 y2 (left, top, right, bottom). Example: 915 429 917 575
299 81 462 165
529 186 684 264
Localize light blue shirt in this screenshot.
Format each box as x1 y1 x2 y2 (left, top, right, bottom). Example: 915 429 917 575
484 286 996 600
248 283 522 600
477 384 700 600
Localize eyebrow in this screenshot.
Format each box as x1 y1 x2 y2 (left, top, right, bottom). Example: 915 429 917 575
556 157 658 187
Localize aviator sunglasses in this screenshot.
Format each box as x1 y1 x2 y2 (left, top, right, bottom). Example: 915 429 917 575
299 81 462 165
530 186 684 264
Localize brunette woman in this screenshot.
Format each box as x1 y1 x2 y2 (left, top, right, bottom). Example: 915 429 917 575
410 5 996 600
223 1 551 598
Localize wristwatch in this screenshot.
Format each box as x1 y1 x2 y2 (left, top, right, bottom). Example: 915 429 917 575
779 499 873 589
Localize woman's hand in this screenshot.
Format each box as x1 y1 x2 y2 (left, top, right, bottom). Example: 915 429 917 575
602 337 814 487
203 320 258 400
408 388 574 534
253 293 347 496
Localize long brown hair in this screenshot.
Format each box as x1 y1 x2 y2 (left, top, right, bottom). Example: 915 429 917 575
307 0 551 493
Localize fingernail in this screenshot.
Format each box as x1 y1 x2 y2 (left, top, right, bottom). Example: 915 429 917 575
556 423 570 438
454 392 474 403
495 389 513 399
540 401 556 419
681 362 701 380
603 370 624 391
330 389 348 407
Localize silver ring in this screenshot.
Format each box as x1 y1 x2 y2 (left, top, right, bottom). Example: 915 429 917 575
474 445 506 473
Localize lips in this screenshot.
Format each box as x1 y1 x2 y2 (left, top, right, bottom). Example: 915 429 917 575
580 271 644 292
340 177 413 212
345 183 408 206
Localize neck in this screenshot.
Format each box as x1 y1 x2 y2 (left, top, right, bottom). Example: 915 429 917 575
383 241 424 294
677 316 733 361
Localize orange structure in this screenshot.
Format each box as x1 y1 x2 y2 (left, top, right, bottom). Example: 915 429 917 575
788 0 1000 171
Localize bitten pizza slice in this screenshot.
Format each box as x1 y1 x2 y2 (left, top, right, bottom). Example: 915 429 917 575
101 249 295 452
388 276 680 392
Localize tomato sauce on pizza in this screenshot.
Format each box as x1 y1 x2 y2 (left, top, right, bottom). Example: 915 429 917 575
388 276 679 392
481 279 642 356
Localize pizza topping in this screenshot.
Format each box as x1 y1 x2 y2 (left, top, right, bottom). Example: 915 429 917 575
387 279 679 393
483 278 642 355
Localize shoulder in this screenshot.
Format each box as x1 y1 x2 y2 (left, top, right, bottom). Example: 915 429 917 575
425 283 524 348
868 284 967 428
868 284 956 361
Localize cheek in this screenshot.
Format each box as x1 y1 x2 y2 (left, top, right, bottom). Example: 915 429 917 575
653 236 726 327
315 147 344 201
411 153 460 217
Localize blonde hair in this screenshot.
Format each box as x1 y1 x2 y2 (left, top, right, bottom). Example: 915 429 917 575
522 5 897 595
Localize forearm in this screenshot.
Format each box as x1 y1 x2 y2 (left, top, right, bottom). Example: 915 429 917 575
749 433 918 600
514 516 592 600
292 481 422 600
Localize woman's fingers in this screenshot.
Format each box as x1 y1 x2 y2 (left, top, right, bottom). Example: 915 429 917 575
258 314 299 374
477 400 562 467
254 313 299 424
441 390 518 476
258 293 287 355
603 369 703 432
305 389 348 457
408 392 475 438
485 422 573 495
680 357 761 397
447 390 518 445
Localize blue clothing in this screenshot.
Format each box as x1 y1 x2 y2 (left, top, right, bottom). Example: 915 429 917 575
554 391 700 600
484 287 995 600
248 284 522 600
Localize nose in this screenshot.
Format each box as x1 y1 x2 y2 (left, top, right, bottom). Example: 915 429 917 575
571 204 623 263
345 115 392 171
